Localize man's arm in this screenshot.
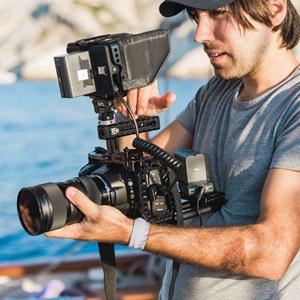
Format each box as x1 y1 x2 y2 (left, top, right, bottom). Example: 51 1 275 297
45 168 300 281
143 168 300 280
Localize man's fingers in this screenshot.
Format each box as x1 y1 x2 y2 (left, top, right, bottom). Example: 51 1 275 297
117 81 176 117
160 92 177 109
136 84 157 115
126 89 138 115
147 92 176 114
44 187 96 239
65 187 97 215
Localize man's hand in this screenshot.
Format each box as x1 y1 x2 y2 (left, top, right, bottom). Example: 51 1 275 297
45 187 133 245
116 80 176 118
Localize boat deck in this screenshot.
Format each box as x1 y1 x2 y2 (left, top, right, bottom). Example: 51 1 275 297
0 252 163 299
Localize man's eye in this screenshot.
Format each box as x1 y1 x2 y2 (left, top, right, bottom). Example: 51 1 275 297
211 10 228 17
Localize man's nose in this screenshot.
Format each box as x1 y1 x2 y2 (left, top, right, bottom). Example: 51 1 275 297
194 15 215 43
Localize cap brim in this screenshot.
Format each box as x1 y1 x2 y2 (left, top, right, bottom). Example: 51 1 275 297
159 0 235 17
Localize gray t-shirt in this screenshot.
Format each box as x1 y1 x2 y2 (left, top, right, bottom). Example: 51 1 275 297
159 67 300 299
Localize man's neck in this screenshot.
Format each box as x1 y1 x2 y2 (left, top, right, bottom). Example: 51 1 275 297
237 49 299 102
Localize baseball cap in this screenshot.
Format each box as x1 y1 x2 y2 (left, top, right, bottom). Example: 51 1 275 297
159 0 235 17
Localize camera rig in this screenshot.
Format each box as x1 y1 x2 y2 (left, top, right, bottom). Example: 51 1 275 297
53 29 226 224
17 29 227 300
79 95 227 224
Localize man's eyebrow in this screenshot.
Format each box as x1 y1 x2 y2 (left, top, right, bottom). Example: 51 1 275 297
214 6 229 11
196 6 229 13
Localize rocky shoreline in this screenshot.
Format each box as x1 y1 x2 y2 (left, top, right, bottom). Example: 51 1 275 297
1 0 299 82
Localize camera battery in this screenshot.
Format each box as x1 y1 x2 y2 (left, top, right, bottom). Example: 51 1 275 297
175 149 208 196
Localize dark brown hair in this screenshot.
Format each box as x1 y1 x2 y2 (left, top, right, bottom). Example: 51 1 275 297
187 0 300 49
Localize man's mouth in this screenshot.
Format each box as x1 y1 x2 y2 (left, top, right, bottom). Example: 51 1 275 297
207 52 226 64
209 53 223 57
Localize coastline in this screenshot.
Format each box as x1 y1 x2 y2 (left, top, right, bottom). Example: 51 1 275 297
1 0 299 83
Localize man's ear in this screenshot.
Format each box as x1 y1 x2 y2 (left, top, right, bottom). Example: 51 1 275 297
269 0 287 27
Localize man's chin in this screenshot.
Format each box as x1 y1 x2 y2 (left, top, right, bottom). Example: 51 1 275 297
213 68 241 81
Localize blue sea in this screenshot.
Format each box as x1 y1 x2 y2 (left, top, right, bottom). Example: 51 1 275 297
0 78 205 265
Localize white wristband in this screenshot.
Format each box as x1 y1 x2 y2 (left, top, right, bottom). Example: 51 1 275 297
128 218 150 250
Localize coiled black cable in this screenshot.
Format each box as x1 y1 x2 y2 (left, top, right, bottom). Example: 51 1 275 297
133 137 182 173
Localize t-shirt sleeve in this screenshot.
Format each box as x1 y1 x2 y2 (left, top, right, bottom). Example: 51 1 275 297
176 97 197 135
270 92 300 171
176 79 213 135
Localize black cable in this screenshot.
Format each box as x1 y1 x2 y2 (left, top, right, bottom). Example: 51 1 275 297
196 187 205 226
132 138 182 173
115 88 140 138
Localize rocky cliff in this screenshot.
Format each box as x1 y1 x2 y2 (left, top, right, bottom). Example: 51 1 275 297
0 0 299 82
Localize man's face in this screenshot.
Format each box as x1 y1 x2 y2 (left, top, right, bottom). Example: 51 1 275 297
192 7 273 80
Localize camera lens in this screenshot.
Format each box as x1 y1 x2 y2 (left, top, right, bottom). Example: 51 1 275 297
17 172 130 236
17 177 103 236
17 187 46 235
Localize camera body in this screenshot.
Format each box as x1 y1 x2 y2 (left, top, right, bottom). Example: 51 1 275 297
17 30 226 236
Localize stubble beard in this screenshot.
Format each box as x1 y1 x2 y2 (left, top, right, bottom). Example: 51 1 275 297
212 57 245 80
210 31 271 81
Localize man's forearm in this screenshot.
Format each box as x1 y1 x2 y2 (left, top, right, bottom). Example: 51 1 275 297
143 222 288 281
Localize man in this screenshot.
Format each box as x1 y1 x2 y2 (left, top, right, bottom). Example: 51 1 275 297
46 0 300 298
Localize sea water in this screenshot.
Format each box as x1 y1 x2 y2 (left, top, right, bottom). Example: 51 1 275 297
0 77 205 265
